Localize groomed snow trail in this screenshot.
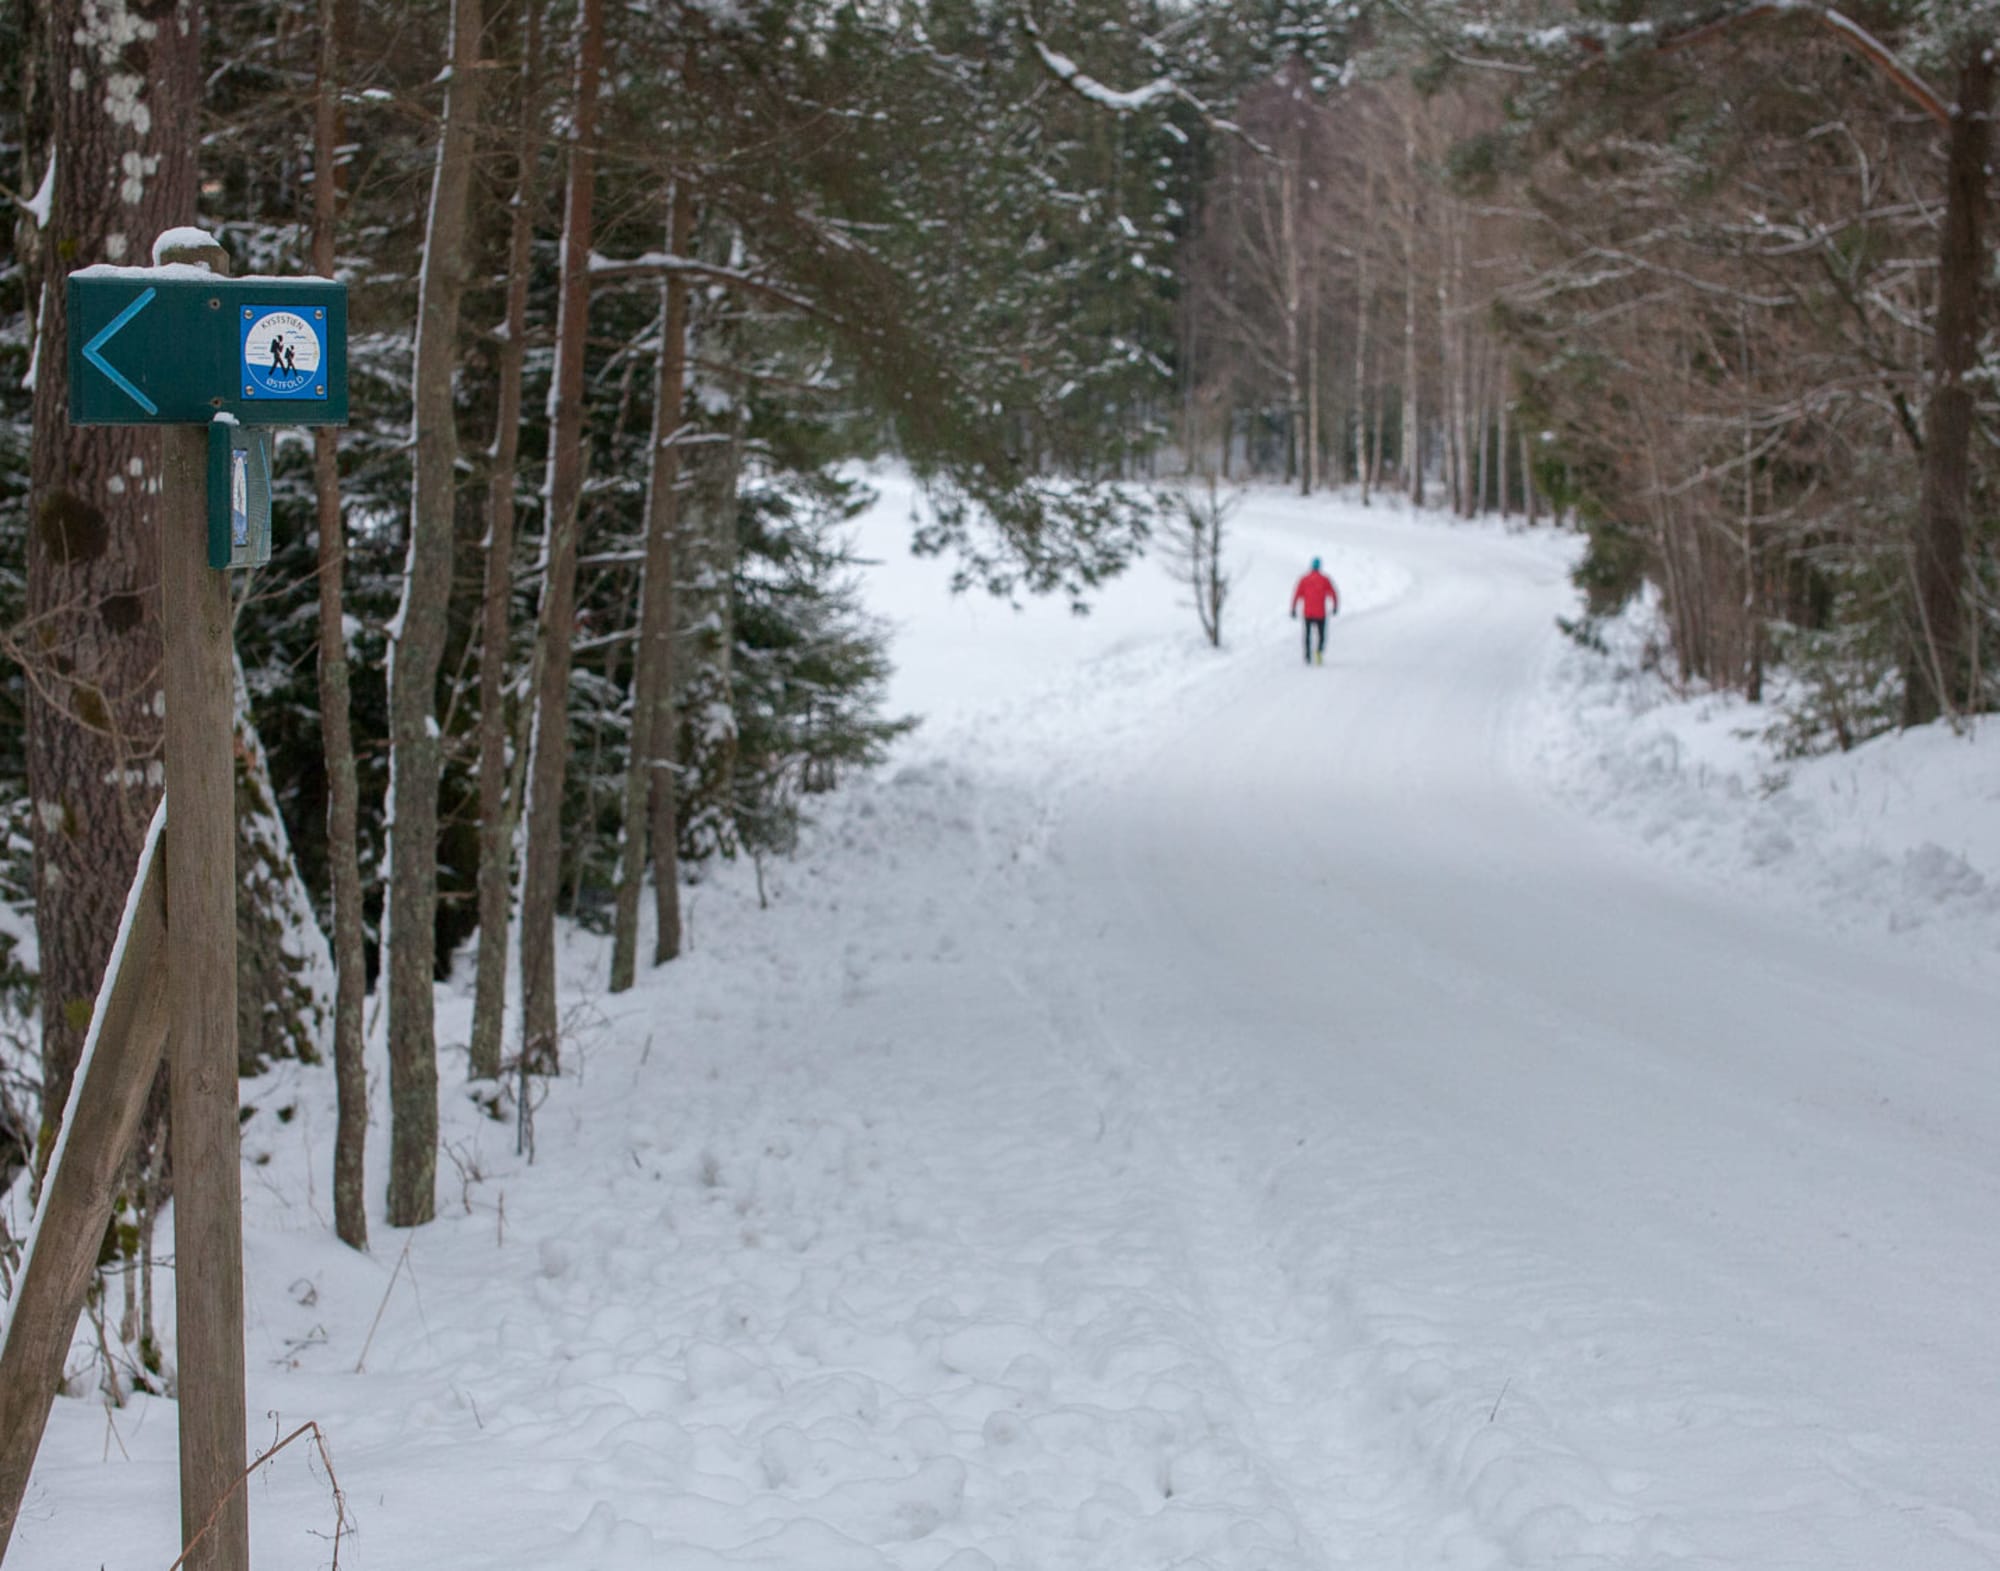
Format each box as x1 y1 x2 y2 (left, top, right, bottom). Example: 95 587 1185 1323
10 481 2000 1571
1022 492 2000 1569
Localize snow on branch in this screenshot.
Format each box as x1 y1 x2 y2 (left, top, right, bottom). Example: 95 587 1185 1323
586 251 822 319
1026 34 1177 112
1017 11 1270 155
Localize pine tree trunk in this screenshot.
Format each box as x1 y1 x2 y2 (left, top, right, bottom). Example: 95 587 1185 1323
1369 387 1386 497
1522 429 1538 526
1437 249 1457 515
1473 356 1490 518
1497 391 1511 524
469 4 541 1082
311 0 367 1251
612 186 693 988
520 0 603 1073
1904 44 1991 725
25 0 200 1163
385 0 485 1229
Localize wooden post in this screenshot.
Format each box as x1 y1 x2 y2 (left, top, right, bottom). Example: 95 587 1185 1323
157 235 248 1571
0 806 169 1562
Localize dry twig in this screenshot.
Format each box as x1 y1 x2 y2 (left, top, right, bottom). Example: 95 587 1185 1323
166 1419 348 1571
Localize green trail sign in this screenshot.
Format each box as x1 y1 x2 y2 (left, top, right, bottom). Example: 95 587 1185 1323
68 272 348 427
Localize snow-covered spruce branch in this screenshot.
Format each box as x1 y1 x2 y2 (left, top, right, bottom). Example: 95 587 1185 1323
1015 9 1270 155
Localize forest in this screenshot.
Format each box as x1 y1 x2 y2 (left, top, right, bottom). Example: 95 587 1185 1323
3 0 1998 1406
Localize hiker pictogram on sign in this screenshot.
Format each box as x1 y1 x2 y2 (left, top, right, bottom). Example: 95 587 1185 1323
240 307 327 399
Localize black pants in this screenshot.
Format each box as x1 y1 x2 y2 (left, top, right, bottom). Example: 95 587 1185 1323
1302 615 1326 662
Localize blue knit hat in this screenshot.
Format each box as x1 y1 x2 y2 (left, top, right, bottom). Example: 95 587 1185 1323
1310 557 1321 571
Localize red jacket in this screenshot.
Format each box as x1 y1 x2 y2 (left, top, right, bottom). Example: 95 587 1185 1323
1291 570 1338 619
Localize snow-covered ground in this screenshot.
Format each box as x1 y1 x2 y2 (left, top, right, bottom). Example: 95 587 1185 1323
8 476 2000 1570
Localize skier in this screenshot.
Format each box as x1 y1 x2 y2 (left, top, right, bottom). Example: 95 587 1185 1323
1290 557 1339 665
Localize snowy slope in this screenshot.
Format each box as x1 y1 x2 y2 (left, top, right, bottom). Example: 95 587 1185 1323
8 476 1999 1571
1531 595 2000 973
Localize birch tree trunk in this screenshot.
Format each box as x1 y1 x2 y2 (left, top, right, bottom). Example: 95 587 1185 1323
519 0 603 1072
469 3 540 1083
384 0 485 1228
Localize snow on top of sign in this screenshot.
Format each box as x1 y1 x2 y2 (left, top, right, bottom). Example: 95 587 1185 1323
72 261 229 282
151 225 224 264
70 263 338 284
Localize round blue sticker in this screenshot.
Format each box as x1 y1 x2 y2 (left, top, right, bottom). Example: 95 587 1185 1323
240 307 326 399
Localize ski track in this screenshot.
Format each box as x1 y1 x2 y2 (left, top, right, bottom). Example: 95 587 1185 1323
9 482 2000 1570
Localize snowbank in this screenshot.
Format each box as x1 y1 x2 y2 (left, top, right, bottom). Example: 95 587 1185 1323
1530 594 2000 973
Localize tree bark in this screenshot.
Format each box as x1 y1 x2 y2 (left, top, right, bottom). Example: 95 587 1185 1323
1473 353 1490 517
1903 44 1991 725
311 0 367 1252
385 0 486 1228
1436 217 1458 514
25 0 199 1168
1353 172 1374 505
520 0 603 1072
612 184 693 989
1304 277 1320 496
1369 386 1386 496
469 1 541 1081
1401 126 1422 507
